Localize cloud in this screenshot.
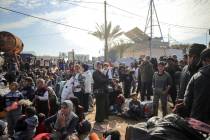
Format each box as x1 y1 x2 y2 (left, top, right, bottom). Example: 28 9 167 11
0 7 77 30
1 0 210 56
0 0 16 7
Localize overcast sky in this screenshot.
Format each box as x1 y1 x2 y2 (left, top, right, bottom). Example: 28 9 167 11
0 0 210 57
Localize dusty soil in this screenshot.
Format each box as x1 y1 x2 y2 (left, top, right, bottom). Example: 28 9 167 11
84 101 173 140
84 108 140 140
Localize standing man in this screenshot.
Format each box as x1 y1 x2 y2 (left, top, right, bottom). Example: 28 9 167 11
72 64 85 107
92 62 109 123
82 64 92 112
177 44 206 100
165 58 179 107
139 56 154 101
184 48 210 123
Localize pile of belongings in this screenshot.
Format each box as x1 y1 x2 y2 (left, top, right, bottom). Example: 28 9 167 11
125 114 208 140
122 100 153 119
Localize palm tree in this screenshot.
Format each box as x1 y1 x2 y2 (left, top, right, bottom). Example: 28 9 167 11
108 40 133 61
113 40 133 58
91 21 123 61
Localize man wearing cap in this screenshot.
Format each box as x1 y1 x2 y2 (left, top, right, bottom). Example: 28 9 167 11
177 43 206 100
184 48 210 123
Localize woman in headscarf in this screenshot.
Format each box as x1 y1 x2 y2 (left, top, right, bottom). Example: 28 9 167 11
45 100 79 140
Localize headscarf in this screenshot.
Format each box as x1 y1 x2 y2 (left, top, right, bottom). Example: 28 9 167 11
54 100 74 130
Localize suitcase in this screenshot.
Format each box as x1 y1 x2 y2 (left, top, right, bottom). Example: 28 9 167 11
141 101 153 118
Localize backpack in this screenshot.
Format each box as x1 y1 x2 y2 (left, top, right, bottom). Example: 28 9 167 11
141 101 153 118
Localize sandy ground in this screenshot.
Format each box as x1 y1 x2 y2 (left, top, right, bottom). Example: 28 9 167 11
83 98 173 140
84 107 140 140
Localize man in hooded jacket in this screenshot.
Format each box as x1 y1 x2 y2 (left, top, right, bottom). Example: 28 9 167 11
184 48 210 124
177 43 206 100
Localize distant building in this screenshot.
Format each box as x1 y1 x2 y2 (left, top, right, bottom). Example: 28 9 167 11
68 51 89 62
123 27 177 58
92 56 104 62
75 54 89 62
59 52 68 59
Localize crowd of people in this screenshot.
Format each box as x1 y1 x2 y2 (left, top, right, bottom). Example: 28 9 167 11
0 43 210 140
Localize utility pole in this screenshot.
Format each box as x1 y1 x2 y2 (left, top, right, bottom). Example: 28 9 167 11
149 0 153 57
209 29 210 48
72 49 75 65
206 30 208 47
144 0 163 58
168 27 170 47
104 0 108 61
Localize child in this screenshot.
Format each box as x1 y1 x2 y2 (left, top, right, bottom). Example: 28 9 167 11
36 113 47 135
3 82 23 137
109 78 125 115
152 61 172 117
14 106 38 139
128 93 142 120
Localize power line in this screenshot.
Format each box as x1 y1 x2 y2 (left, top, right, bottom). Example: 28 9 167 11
62 1 103 12
64 0 103 4
107 3 209 30
63 1 142 24
0 6 92 32
107 3 145 18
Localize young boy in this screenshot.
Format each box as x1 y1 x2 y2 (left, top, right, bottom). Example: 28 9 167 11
128 93 142 120
3 82 23 137
152 62 172 117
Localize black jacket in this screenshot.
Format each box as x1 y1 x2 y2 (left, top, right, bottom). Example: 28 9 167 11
21 86 35 101
184 64 210 123
178 65 192 99
92 70 109 90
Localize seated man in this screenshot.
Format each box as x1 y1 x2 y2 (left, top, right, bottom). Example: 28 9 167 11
45 100 79 139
